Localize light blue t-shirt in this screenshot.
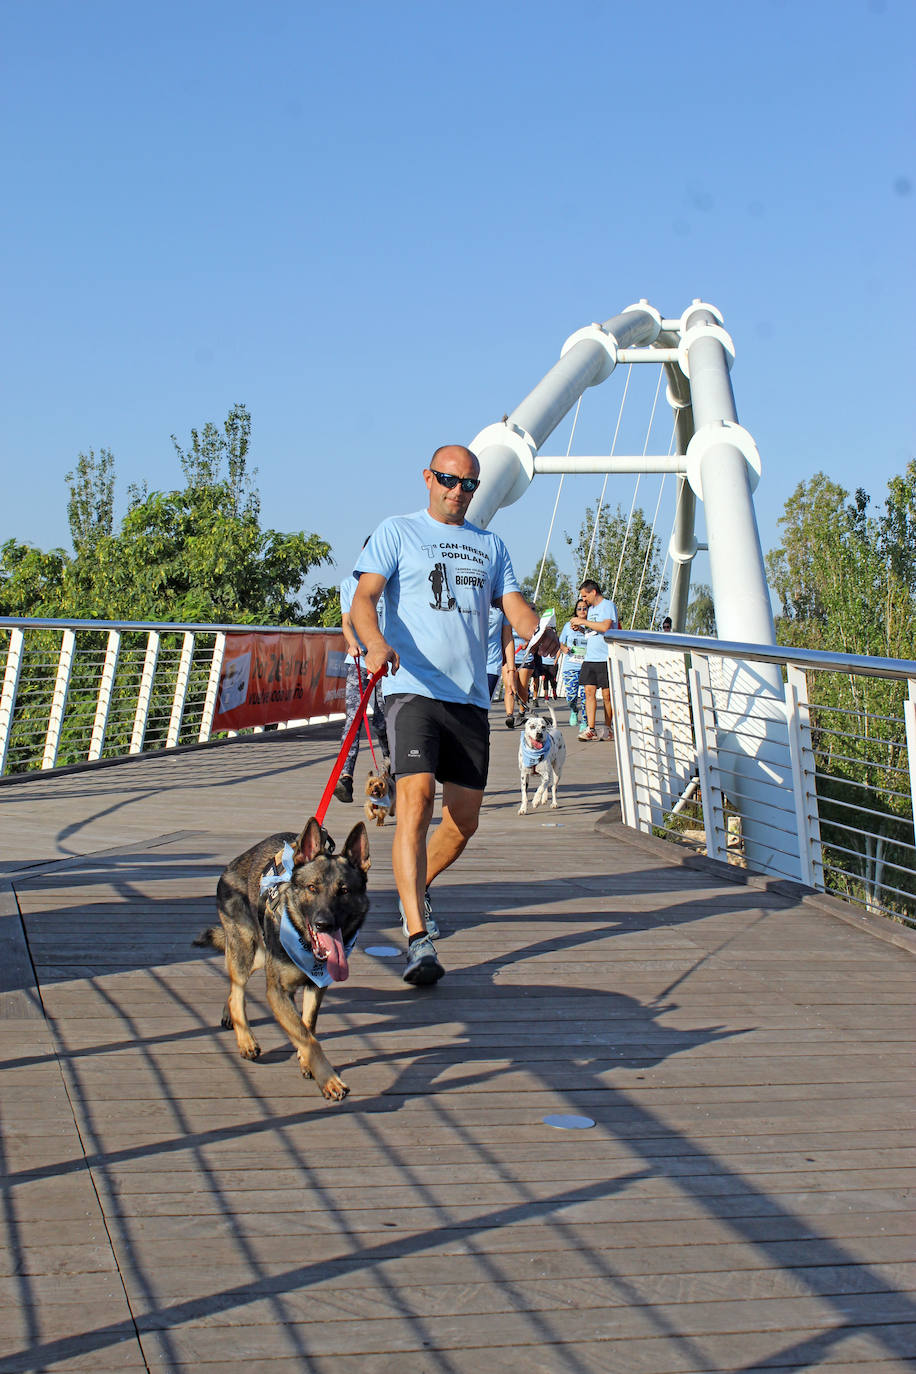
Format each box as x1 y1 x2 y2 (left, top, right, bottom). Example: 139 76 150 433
560 620 589 658
340 573 385 665
486 606 506 674
355 509 519 709
583 598 619 662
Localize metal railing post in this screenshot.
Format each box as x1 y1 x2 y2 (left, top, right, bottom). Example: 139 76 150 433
906 679 916 851
88 629 121 762
687 654 727 863
0 627 25 776
130 631 160 755
786 664 825 890
166 632 195 749
609 648 638 827
42 629 76 770
199 633 226 743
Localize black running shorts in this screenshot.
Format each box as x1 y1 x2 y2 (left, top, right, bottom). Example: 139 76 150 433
579 660 610 690
385 694 489 791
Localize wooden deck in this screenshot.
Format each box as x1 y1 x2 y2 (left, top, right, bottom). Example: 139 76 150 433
1 709 914 1373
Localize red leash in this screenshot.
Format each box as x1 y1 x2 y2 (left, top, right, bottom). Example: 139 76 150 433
315 664 388 826
355 653 380 771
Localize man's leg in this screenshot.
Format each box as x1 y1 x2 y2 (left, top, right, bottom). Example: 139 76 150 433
392 772 436 936
426 782 484 888
583 682 597 731
601 686 613 734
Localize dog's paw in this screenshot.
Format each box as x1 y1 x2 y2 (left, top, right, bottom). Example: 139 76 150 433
550 799 559 808
321 1074 350 1102
220 1010 233 1030
518 804 528 815
239 1039 261 1061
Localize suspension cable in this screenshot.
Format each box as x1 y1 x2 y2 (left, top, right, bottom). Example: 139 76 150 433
630 415 677 628
582 366 631 582
652 442 686 629
533 395 582 605
611 366 664 609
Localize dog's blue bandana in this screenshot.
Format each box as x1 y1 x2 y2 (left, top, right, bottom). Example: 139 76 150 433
521 739 547 768
261 843 358 987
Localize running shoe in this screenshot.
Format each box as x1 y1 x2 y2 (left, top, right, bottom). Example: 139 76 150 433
505 715 516 729
398 889 440 940
569 710 578 727
403 934 444 986
333 774 354 803
578 728 598 741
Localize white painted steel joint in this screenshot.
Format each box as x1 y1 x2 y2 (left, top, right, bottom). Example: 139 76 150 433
560 323 618 385
469 419 537 508
622 301 663 337
665 382 691 410
679 300 725 332
677 322 736 378
669 529 699 563
685 421 762 500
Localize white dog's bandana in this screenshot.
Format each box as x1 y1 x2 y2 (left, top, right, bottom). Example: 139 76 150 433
261 843 358 987
521 739 547 768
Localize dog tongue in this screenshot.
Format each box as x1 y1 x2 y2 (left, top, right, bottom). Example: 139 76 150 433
531 738 545 750
315 928 349 982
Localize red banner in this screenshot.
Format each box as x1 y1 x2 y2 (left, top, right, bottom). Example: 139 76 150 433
212 631 348 733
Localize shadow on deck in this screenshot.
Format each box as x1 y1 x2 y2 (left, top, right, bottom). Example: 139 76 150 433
1 711 914 1371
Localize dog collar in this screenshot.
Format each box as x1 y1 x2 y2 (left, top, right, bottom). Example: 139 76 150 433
278 904 359 987
521 739 547 768
262 843 358 986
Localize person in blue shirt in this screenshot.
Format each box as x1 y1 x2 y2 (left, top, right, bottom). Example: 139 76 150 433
486 605 517 728
572 578 618 741
333 541 390 804
557 596 590 726
350 445 560 988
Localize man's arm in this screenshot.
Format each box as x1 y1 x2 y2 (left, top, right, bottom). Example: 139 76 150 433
350 573 399 676
340 611 362 660
499 590 561 657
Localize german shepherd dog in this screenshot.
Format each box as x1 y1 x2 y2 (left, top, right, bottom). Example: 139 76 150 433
194 817 370 1101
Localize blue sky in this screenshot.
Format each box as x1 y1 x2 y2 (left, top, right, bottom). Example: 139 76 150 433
2 0 913 611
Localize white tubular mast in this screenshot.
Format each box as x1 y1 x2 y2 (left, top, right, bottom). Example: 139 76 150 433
467 302 662 528
465 298 799 880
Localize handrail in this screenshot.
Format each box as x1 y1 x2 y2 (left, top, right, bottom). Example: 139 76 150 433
0 617 347 781
605 629 916 926
0 616 330 636
605 628 916 682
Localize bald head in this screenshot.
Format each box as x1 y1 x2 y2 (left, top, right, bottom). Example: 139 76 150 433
430 444 479 474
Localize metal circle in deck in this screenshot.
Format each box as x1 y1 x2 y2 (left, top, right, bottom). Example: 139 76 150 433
364 944 401 957
543 1113 596 1130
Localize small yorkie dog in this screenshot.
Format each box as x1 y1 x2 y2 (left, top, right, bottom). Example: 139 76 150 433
364 768 396 827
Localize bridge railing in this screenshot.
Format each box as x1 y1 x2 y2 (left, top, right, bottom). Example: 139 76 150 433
607 630 916 926
0 617 342 778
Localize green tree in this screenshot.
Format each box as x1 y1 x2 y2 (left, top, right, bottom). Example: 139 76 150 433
685 583 717 637
0 540 68 616
0 406 337 770
567 501 667 629
766 465 916 914
66 447 115 553
2 404 333 627
520 554 575 623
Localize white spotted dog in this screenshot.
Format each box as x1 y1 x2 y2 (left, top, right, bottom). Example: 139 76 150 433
518 702 567 814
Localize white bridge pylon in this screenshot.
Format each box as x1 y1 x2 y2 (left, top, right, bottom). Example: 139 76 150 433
467 301 804 883
466 300 773 649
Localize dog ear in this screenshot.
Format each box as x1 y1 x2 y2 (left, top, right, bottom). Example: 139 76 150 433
342 821 371 873
293 817 323 865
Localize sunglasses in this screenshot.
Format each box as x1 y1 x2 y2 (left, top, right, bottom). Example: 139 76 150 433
429 468 481 494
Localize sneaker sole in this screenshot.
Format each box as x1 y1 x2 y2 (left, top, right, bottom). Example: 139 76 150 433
403 957 445 987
